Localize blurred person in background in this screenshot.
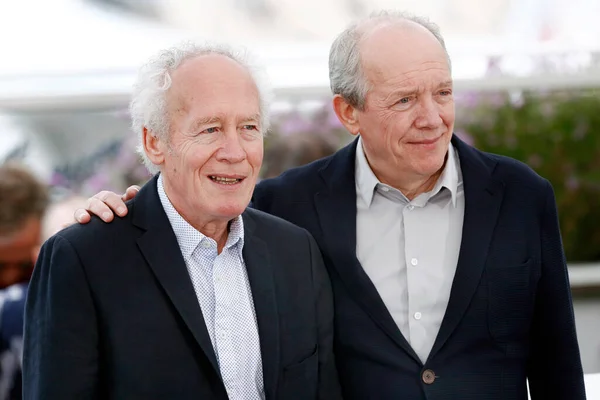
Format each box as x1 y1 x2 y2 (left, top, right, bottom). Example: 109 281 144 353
75 10 585 400
0 162 49 400
41 196 87 241
24 42 340 399
0 163 48 289
262 132 337 179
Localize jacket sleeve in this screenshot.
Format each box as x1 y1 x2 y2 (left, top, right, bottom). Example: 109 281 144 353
23 234 100 399
527 180 586 399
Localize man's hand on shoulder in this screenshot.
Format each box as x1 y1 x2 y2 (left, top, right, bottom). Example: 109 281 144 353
74 185 140 224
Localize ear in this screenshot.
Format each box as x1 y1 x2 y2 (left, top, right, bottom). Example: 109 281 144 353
143 127 166 166
332 94 361 136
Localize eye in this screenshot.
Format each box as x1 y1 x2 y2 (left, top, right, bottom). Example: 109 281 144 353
439 90 452 96
398 97 411 104
242 125 259 131
202 127 220 134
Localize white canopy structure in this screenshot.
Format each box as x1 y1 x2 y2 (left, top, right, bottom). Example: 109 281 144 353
0 0 599 112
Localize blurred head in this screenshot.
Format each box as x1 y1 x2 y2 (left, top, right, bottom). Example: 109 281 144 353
329 11 455 188
42 195 88 241
0 163 49 288
131 42 272 228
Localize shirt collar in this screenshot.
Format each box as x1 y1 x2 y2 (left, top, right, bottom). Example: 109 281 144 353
429 141 461 207
355 136 381 207
157 174 244 259
355 136 462 208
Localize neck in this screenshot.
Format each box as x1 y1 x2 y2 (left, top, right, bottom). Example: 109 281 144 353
390 170 443 200
162 181 231 253
194 219 230 253
179 208 230 253
367 156 447 201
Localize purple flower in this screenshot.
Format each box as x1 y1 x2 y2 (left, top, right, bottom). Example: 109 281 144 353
566 176 580 191
527 154 543 168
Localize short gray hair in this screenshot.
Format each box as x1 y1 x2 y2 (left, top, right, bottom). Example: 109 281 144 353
130 41 273 174
329 10 451 110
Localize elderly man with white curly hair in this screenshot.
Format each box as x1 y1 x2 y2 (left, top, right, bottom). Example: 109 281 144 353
22 42 342 400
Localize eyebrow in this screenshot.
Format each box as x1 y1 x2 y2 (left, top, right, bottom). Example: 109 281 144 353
436 80 454 89
189 116 221 132
385 80 454 101
239 114 261 123
188 114 262 132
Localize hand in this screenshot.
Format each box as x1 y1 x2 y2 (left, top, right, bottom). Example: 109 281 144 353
74 185 140 224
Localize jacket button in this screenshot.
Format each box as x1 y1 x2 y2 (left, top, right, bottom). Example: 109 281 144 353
422 369 436 385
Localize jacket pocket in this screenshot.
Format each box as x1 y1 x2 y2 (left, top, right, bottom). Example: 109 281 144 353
280 347 318 399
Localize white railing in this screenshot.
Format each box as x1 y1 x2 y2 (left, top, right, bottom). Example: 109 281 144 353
569 264 600 289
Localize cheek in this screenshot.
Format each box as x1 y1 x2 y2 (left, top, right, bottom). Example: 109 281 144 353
440 104 455 127
180 144 215 171
245 141 264 171
381 113 411 147
362 111 394 143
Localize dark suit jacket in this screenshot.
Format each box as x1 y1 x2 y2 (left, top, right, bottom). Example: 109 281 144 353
252 135 586 400
23 176 341 400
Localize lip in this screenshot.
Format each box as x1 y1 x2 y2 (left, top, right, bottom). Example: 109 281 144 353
207 174 247 180
408 135 442 145
206 174 247 190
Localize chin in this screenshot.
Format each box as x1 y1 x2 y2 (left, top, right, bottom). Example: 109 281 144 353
213 203 248 220
419 155 447 177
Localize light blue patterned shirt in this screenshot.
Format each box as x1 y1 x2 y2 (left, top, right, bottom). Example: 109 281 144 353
157 175 264 399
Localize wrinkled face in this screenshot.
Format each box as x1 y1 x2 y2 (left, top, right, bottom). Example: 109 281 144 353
150 54 263 225
356 23 455 184
0 217 41 288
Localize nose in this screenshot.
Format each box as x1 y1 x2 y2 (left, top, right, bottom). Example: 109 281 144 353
215 128 246 163
414 97 443 129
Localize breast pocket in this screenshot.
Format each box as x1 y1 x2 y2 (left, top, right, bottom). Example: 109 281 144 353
279 347 318 399
487 258 535 343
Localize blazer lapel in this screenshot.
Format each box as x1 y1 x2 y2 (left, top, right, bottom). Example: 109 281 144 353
428 136 505 360
314 139 421 364
132 176 222 378
242 210 280 400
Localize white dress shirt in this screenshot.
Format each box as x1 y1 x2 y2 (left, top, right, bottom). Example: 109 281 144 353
355 137 465 363
158 175 264 399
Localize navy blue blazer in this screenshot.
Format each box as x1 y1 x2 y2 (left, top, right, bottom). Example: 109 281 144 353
23 176 341 399
252 135 586 400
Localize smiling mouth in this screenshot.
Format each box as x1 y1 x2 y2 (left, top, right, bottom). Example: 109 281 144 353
209 176 243 185
410 135 441 145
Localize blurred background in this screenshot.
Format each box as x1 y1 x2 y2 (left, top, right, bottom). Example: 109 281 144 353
0 0 599 375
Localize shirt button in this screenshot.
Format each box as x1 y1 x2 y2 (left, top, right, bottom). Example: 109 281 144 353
407 205 414 211
414 312 422 320
411 258 418 266
201 241 211 248
381 186 390 192
422 369 436 384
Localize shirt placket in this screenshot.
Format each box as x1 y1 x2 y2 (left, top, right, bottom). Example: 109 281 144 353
403 201 429 360
213 248 239 398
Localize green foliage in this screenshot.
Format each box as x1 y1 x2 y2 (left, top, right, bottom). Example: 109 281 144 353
457 90 600 262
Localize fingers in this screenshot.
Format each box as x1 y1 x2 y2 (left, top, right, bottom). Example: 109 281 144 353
74 208 92 224
73 189 133 224
91 191 128 222
122 185 140 202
